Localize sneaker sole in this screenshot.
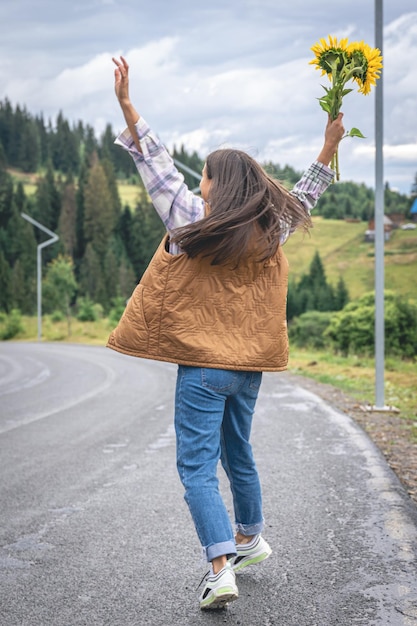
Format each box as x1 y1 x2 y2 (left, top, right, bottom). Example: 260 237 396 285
200 588 239 610
232 548 272 572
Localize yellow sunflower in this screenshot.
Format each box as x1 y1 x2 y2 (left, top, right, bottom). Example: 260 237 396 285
347 40 383 95
310 35 350 78
310 34 383 180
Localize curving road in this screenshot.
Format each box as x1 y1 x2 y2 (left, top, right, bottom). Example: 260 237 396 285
0 342 417 625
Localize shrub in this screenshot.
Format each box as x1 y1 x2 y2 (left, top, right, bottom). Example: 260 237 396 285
51 310 65 322
0 309 24 340
108 296 127 326
325 291 417 358
289 311 333 349
77 297 99 322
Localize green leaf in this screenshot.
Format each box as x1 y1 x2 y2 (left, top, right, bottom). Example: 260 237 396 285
348 127 366 138
341 88 353 96
318 99 331 113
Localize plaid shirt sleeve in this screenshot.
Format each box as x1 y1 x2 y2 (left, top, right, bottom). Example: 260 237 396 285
279 161 335 245
115 117 205 254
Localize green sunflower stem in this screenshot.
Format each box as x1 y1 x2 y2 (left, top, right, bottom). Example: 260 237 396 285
335 148 340 181
330 152 338 183
330 105 341 182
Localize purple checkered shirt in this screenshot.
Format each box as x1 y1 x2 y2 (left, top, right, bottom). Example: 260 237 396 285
115 117 335 254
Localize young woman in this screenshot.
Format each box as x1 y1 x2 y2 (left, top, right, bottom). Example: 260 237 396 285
108 56 345 610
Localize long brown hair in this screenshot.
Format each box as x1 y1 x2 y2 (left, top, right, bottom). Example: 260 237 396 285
171 148 311 265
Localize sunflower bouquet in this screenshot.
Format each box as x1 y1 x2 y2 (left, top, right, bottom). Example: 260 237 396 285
310 36 383 180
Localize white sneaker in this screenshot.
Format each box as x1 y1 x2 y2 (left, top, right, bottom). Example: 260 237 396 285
230 535 272 572
199 562 239 610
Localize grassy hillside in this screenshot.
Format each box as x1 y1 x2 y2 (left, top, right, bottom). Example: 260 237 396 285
284 217 417 301
9 168 38 196
118 182 145 208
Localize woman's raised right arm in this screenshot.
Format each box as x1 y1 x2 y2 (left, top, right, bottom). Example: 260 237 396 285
112 56 142 153
112 57 205 240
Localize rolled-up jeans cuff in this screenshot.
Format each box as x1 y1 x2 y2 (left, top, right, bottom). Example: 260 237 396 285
205 540 237 562
235 519 264 536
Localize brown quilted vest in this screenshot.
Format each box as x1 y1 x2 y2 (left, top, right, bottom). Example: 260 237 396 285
107 234 289 371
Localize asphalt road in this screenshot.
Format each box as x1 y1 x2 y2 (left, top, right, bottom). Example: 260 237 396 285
1 342 417 626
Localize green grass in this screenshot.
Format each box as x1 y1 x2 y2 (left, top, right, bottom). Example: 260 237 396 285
9 168 38 196
22 182 37 196
285 218 417 300
384 231 417 298
288 348 417 426
118 182 145 209
13 315 113 345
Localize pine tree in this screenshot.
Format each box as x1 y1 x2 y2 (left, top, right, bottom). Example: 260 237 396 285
287 251 345 319
128 198 165 279
0 249 12 312
308 251 327 287
33 161 61 232
11 259 35 314
0 99 14 162
18 115 41 172
74 158 88 266
117 205 133 260
335 276 349 310
82 125 99 162
51 112 80 174
35 113 50 166
58 175 77 258
99 124 135 177
101 158 121 223
9 205 38 313
83 159 116 258
0 141 7 168
0 165 14 229
117 258 136 299
78 242 106 305
102 246 120 304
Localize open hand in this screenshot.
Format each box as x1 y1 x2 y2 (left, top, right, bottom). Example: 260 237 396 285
112 56 130 104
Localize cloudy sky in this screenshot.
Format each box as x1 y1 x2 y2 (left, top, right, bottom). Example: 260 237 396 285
1 1 416 194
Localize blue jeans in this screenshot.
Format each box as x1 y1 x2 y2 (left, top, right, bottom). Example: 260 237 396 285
174 365 264 562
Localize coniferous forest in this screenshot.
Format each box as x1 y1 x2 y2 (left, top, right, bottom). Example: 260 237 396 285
0 98 415 326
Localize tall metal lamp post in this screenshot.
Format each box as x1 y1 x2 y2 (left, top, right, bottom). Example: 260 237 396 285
374 0 387 410
21 213 59 342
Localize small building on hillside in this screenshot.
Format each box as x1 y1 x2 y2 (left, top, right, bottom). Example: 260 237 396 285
365 215 393 242
387 212 405 228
